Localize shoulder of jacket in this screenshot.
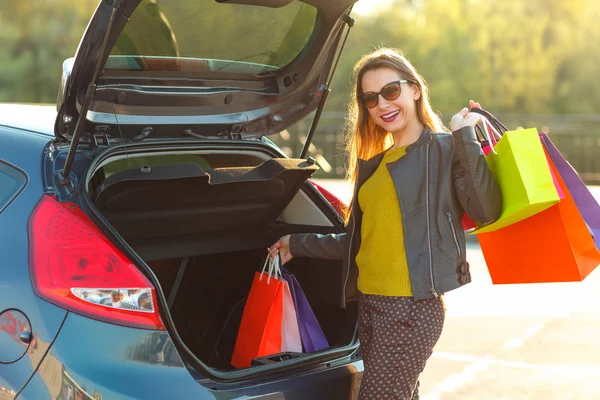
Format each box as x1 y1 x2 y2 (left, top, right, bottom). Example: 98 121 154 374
432 131 452 138
431 131 453 144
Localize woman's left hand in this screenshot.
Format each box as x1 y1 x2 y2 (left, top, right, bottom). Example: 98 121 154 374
450 100 482 131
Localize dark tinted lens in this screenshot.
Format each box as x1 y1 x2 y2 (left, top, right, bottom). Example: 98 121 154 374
381 82 402 101
359 93 379 109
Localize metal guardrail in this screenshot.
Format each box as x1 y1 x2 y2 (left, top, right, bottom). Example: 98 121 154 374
270 112 600 184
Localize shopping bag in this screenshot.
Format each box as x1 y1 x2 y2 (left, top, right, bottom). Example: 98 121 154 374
540 132 600 249
471 127 561 233
231 256 285 368
279 258 302 353
478 148 600 284
462 132 565 231
462 109 563 232
281 266 329 353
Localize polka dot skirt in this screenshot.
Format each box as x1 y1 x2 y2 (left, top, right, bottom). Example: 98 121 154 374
357 294 446 400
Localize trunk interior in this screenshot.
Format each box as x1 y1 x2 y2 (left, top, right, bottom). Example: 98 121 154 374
87 149 357 371
147 251 357 371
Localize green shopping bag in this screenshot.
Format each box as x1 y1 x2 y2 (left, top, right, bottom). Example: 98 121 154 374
471 127 560 234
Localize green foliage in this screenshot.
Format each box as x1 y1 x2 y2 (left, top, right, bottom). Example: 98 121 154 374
0 0 98 103
326 0 600 115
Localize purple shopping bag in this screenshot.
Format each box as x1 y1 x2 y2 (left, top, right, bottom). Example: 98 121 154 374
540 132 600 248
281 267 329 353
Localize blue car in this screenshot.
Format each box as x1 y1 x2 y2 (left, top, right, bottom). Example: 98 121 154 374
0 0 363 398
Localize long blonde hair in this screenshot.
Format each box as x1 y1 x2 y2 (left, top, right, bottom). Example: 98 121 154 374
343 48 446 218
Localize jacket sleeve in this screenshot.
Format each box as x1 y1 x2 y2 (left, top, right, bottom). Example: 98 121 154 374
452 126 503 225
289 233 346 260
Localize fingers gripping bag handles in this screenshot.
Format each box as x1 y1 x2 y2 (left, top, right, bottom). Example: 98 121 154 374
280 264 329 353
231 254 285 368
460 108 562 233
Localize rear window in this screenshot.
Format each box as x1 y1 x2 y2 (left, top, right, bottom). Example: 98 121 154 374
0 162 27 214
107 0 319 75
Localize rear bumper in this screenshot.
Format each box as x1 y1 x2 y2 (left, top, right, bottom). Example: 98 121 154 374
17 312 363 399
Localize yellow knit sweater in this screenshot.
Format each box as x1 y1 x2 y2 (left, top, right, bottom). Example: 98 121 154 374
356 146 412 296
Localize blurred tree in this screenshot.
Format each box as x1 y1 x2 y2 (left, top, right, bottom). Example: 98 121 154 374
0 0 98 103
326 0 600 116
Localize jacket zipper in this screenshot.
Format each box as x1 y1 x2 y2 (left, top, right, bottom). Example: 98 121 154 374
446 211 462 259
426 142 438 297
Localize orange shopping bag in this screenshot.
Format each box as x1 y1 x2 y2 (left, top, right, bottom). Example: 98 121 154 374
231 257 285 368
478 149 600 284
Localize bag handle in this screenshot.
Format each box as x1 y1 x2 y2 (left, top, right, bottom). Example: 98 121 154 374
474 124 488 143
270 253 283 280
475 115 501 155
469 110 502 148
260 254 270 282
469 107 509 134
260 252 282 284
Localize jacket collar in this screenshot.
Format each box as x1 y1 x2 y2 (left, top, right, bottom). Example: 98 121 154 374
406 126 433 152
355 126 434 190
356 153 384 191
358 126 433 167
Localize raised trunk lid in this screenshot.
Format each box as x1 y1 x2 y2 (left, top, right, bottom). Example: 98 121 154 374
55 0 356 144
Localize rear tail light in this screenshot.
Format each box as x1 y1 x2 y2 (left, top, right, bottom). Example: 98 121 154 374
310 180 348 218
29 195 165 330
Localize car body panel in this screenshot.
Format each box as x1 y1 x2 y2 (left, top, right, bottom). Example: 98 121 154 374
18 312 363 399
0 125 67 397
17 313 208 400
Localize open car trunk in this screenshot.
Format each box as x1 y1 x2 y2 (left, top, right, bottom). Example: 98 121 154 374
85 147 357 372
147 251 356 371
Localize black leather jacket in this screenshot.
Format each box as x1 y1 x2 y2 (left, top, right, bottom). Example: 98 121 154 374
290 126 502 307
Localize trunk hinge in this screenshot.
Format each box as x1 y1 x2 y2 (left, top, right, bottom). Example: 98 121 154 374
58 0 122 187
300 13 355 159
229 124 246 140
92 125 112 147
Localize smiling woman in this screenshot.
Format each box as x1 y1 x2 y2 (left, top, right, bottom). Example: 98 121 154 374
107 0 319 74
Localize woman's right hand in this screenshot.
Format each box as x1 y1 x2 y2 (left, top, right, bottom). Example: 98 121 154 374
267 235 293 265
450 100 483 131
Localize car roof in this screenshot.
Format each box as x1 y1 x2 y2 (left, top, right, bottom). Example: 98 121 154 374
0 103 56 137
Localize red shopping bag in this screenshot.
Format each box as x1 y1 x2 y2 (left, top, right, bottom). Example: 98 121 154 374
477 148 600 284
231 270 284 368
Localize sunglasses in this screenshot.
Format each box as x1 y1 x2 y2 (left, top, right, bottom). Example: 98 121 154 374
358 80 409 109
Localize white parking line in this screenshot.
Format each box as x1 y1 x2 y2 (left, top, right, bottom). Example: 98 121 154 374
501 323 545 350
422 354 494 400
422 351 600 399
431 351 600 377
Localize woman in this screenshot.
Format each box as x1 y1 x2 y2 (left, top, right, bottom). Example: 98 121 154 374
268 48 502 399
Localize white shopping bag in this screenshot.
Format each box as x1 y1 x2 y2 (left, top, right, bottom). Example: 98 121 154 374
275 254 302 353
280 280 302 352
